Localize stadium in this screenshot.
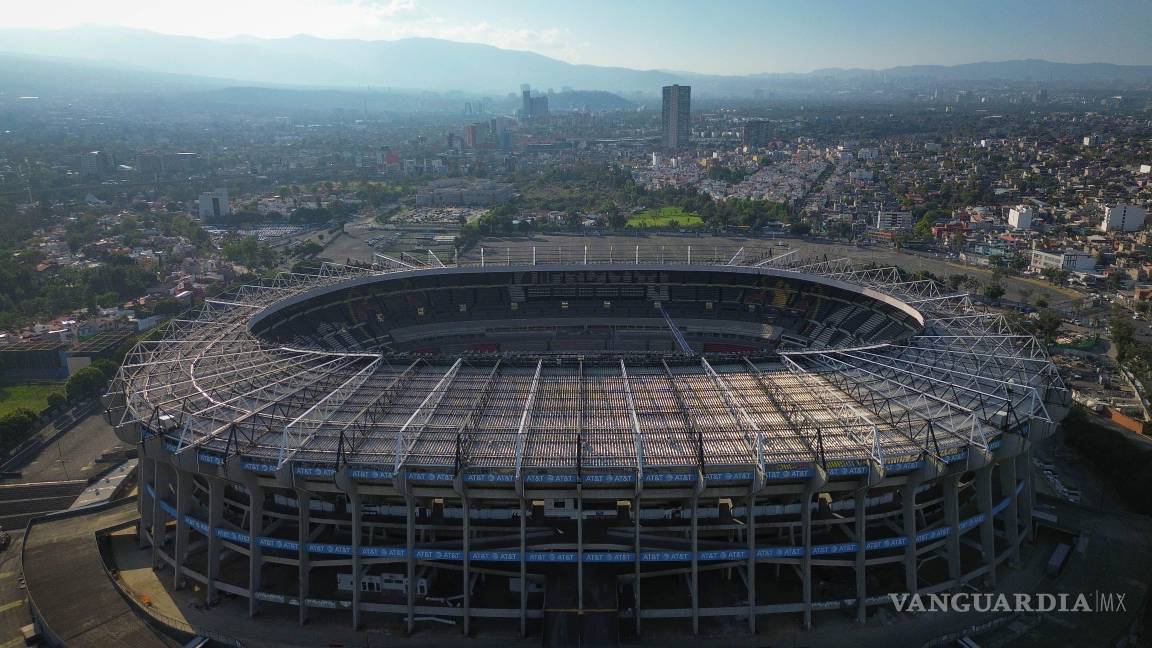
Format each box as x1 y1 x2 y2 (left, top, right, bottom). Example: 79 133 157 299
103 246 1067 642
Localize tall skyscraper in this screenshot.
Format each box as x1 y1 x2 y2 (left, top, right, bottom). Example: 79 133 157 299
521 84 532 120
519 84 549 123
198 188 230 220
662 85 691 149
742 120 772 148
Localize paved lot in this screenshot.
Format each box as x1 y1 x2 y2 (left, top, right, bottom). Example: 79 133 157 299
13 411 124 485
22 500 179 648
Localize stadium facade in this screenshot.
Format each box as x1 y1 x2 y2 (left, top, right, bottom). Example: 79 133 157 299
104 246 1068 640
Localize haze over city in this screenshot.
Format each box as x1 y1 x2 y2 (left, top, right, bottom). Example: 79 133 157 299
1 3 1152 648
3 0 1152 75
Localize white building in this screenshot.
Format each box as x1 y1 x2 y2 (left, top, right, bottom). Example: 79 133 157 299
1030 249 1095 273
875 210 913 230
1007 205 1033 230
1101 204 1146 232
198 188 230 220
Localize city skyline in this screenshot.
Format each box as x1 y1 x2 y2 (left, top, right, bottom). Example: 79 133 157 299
4 0 1152 75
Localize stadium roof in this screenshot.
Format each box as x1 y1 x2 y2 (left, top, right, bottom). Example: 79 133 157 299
109 247 1065 484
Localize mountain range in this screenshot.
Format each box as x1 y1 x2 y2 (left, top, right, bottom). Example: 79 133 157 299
1 26 1150 97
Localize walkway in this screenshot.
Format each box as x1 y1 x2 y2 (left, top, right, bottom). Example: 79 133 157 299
22 499 179 647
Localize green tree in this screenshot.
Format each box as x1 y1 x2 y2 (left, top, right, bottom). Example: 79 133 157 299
46 392 67 412
0 408 39 452
984 283 1005 302
1110 311 1137 360
91 358 120 380
1035 310 1063 349
66 366 109 401
297 241 323 258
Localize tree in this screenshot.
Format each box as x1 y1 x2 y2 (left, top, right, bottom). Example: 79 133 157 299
91 358 120 380
0 408 38 452
984 283 1005 302
297 241 323 258
46 392 67 412
1110 311 1137 360
913 214 935 240
1035 310 1063 349
66 366 108 401
606 205 626 229
1041 267 1070 284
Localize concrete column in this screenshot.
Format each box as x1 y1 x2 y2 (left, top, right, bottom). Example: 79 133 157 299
998 459 1020 566
247 480 265 618
297 489 311 626
633 496 642 639
519 499 527 639
172 468 193 589
461 493 471 637
690 493 699 635
152 459 173 568
943 474 961 587
901 479 919 594
139 456 155 549
205 477 224 605
747 494 757 633
577 489 584 613
975 466 996 588
406 496 416 636
350 489 362 630
1016 448 1034 543
854 488 867 623
801 489 814 630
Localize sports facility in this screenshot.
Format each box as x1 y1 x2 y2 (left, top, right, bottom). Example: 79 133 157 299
104 245 1067 641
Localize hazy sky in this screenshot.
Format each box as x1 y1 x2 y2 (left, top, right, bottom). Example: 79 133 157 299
6 0 1152 74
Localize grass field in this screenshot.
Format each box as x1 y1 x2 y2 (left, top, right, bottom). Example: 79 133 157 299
626 207 704 229
0 383 64 418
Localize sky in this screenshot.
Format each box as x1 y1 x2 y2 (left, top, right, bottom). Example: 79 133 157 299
4 0 1152 75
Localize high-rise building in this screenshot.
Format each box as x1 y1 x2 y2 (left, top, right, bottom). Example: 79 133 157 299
79 150 113 178
521 84 532 119
662 85 691 149
135 152 164 180
1007 205 1034 230
742 120 772 148
875 210 913 230
1101 204 1146 232
198 188 230 220
530 95 549 121
519 84 550 122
